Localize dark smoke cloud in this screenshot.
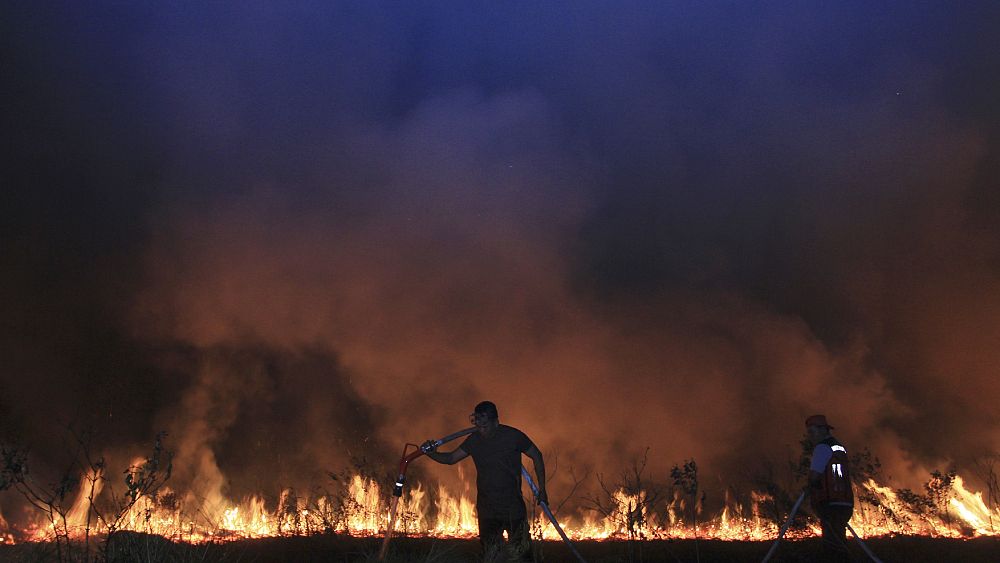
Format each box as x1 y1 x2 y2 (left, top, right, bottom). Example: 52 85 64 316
3 1 1000 521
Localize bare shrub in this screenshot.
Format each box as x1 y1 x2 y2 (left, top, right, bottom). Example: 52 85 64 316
0 429 172 563
583 447 663 562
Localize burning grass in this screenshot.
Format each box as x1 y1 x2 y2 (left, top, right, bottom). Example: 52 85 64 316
8 471 998 545
3 432 1000 562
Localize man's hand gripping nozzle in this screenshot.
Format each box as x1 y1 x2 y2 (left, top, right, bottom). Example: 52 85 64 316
379 428 475 561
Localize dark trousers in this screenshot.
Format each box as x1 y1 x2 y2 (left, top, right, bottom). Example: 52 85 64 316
478 515 532 562
816 503 853 562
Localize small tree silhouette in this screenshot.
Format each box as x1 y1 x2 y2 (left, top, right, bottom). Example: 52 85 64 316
670 458 701 562
973 453 999 534
924 468 957 527
583 447 663 562
1 429 172 562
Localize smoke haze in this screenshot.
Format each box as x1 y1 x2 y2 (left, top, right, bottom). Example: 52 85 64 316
3 1 1000 522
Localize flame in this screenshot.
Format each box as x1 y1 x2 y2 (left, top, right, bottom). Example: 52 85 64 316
949 476 997 535
10 470 999 545
432 484 478 537
0 506 14 545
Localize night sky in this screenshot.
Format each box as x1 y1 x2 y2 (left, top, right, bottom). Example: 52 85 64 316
3 2 1000 521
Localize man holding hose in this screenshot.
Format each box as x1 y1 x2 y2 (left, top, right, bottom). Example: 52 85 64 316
423 401 547 561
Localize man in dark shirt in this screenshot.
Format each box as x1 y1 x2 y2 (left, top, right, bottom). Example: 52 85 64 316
424 401 547 561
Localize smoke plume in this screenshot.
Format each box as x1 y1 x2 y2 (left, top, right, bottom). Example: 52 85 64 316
3 1 1000 523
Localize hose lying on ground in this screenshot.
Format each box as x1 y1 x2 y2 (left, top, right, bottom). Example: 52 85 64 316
521 465 588 563
761 490 883 563
761 491 805 563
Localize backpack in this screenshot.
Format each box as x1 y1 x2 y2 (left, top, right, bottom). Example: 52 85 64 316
812 438 854 506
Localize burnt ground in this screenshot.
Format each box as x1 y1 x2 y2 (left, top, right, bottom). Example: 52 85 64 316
1 534 998 562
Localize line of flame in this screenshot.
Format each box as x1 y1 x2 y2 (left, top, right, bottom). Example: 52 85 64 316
12 472 998 545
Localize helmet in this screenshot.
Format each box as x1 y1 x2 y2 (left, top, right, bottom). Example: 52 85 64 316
805 414 834 429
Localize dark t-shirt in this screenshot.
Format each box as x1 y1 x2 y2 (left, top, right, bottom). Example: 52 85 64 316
460 424 533 519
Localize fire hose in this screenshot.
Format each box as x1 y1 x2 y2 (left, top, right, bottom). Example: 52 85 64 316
378 427 476 561
846 522 884 563
760 491 805 563
761 491 883 563
378 427 587 563
521 465 588 563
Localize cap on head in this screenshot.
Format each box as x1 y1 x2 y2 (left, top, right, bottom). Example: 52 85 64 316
805 414 834 429
474 401 499 420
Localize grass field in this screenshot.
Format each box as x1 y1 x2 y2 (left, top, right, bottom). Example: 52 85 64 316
2 534 999 562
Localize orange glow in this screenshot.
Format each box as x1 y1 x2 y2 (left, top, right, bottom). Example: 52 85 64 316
14 470 998 545
0 507 13 545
